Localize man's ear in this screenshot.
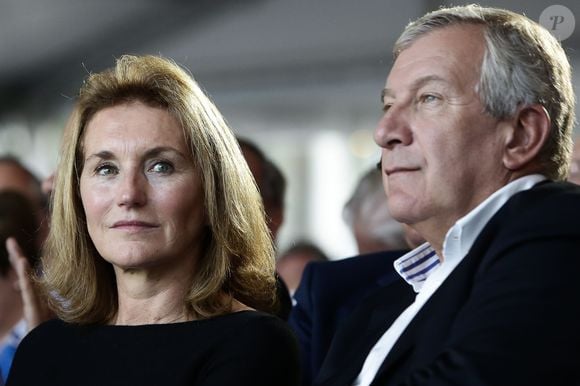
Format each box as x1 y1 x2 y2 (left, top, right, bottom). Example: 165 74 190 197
502 104 551 171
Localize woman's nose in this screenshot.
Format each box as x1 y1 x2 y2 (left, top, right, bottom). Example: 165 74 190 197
116 170 147 208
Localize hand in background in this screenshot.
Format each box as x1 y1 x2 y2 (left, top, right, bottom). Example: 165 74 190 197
6 237 52 331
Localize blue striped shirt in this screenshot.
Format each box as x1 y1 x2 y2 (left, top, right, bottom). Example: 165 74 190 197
394 243 440 292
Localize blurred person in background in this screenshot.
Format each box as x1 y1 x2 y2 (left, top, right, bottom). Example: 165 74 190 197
237 138 285 240
276 241 328 296
7 55 299 386
289 164 424 386
0 157 48 246
237 137 292 320
567 137 580 184
0 157 43 206
0 192 41 384
0 157 50 385
342 166 407 254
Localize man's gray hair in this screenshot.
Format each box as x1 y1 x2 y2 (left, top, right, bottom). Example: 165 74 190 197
394 4 575 180
343 167 407 250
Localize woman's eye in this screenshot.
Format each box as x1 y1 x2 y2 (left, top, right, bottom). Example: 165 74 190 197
149 161 174 174
95 164 117 176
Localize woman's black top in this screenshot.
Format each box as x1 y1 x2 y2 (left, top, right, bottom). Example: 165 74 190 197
7 311 300 386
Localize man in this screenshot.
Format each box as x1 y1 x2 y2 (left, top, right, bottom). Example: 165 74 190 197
237 138 292 319
568 138 580 184
342 166 408 254
315 5 580 386
0 157 47 243
289 167 423 385
0 157 46 384
277 240 328 295
238 138 286 239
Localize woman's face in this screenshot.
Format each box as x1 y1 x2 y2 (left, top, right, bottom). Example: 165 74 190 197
79 101 206 274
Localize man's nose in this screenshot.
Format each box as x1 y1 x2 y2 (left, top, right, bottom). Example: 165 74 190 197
374 104 413 149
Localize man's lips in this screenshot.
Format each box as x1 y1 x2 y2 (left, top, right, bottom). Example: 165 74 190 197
385 167 420 176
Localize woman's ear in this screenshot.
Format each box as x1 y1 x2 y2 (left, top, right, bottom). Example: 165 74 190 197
502 104 551 171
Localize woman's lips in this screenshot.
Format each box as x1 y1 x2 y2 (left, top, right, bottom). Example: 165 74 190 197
111 220 158 231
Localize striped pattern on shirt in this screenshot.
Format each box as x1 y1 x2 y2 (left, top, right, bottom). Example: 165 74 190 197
393 243 440 292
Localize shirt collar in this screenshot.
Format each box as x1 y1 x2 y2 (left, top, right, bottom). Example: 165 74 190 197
0 319 27 348
394 174 546 293
393 242 439 292
442 174 546 261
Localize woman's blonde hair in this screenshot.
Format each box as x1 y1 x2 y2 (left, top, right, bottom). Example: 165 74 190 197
42 55 277 324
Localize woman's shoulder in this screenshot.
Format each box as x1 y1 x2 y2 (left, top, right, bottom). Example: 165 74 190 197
199 311 301 386
23 318 68 340
205 310 298 351
203 310 288 336
14 319 74 355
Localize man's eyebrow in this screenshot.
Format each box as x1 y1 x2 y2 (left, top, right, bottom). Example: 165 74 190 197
381 75 447 104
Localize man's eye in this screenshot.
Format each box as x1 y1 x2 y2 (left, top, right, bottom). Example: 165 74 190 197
150 161 174 174
95 164 117 176
382 103 393 113
419 94 440 103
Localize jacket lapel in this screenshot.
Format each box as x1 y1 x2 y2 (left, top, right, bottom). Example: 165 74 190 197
315 278 413 386
371 207 506 385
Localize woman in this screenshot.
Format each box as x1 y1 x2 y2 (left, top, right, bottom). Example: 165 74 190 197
7 55 300 386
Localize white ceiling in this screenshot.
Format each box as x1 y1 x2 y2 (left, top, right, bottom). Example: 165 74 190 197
0 0 578 122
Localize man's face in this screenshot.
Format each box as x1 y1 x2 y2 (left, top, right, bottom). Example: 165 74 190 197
375 25 510 240
0 164 40 207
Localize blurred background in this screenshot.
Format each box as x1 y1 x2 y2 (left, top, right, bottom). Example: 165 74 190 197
0 0 578 258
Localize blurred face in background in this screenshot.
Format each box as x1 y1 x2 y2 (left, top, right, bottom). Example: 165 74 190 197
568 140 580 185
79 101 206 276
0 162 48 245
0 163 40 208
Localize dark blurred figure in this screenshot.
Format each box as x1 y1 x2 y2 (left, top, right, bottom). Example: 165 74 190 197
0 157 43 206
238 138 286 239
277 241 328 296
0 157 47 247
289 165 424 385
0 192 41 383
0 156 53 333
568 138 580 185
343 167 407 253
237 138 291 320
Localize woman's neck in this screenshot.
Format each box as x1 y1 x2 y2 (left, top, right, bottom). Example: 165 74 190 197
113 267 193 325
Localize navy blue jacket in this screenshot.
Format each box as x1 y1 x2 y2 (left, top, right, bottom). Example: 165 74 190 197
289 250 409 385
315 181 580 386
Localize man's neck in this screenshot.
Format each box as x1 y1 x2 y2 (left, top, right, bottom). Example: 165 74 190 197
411 174 546 263
411 221 451 262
